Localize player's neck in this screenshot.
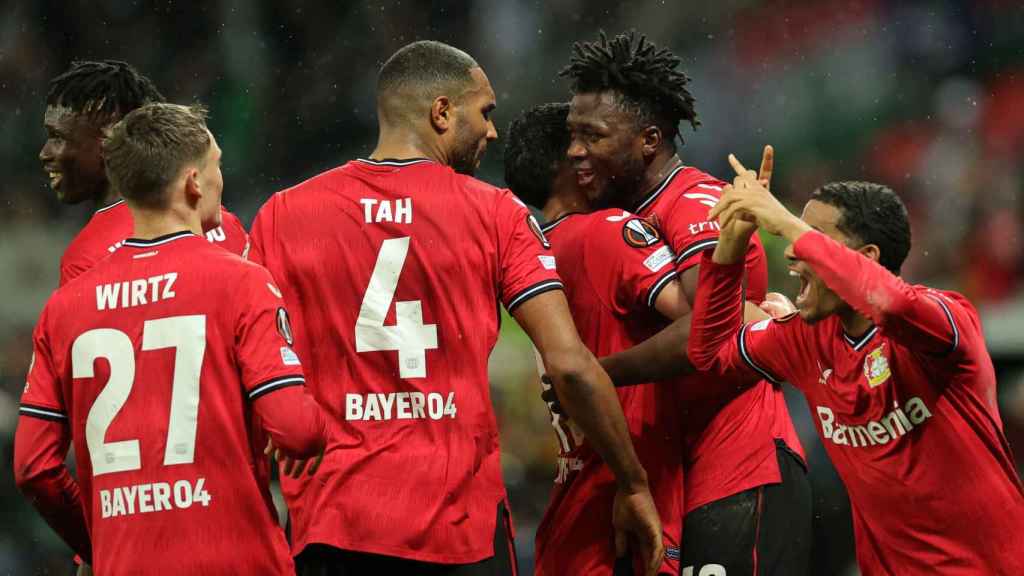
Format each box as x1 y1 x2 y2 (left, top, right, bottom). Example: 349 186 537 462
370 127 443 165
838 308 873 339
94 185 121 211
632 150 682 207
541 194 587 223
130 205 203 240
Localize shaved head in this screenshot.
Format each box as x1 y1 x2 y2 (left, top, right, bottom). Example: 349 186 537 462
377 40 480 126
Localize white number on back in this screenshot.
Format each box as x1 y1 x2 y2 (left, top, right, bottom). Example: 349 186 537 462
75 315 206 477
355 237 438 378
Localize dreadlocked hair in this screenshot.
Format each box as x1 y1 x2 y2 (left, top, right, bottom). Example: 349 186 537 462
46 60 165 122
560 30 699 145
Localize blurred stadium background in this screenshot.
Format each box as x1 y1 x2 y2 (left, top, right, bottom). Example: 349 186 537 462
2 1 1023 574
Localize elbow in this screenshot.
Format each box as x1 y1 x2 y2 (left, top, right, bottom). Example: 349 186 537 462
14 458 45 498
544 343 598 392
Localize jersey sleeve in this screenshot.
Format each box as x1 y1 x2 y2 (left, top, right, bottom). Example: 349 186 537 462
19 305 67 421
587 215 678 314
793 230 965 356
14 305 92 562
495 191 564 312
657 181 768 303
688 252 805 389
233 264 306 400
246 194 278 269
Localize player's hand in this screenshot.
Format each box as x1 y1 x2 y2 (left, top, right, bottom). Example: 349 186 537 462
761 292 796 318
264 438 324 479
711 152 811 241
76 563 93 576
613 487 664 576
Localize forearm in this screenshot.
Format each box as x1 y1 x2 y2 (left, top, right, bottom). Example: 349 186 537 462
688 253 747 372
550 350 648 491
253 386 327 459
600 316 695 385
14 418 91 563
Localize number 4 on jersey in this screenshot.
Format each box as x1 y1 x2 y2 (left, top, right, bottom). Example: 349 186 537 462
355 237 438 378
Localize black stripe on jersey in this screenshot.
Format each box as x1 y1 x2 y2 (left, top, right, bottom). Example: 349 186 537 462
646 269 678 308
633 165 687 213
540 212 581 233
95 199 125 214
355 158 434 167
506 280 564 313
248 375 305 401
738 324 783 384
19 403 67 421
927 294 960 355
842 326 879 351
122 231 196 248
676 239 718 264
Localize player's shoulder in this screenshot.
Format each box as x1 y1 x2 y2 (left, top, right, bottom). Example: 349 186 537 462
663 166 727 205
914 285 982 328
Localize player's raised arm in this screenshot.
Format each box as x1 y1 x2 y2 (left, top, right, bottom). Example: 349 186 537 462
512 290 664 576
13 310 92 564
717 153 959 356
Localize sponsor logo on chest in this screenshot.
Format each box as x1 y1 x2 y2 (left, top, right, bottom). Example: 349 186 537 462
816 396 933 448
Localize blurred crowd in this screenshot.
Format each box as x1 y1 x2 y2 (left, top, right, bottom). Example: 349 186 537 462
2 1 1023 574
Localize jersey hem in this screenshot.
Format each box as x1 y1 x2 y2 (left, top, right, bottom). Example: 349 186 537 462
506 280 564 312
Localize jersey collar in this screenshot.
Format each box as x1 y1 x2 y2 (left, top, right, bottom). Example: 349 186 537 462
355 157 435 168
842 325 879 351
632 164 687 214
122 230 197 248
95 199 125 214
540 212 582 233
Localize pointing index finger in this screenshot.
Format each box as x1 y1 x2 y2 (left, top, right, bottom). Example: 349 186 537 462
728 153 750 177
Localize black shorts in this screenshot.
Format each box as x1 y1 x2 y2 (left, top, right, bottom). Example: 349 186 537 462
295 502 518 576
680 440 812 576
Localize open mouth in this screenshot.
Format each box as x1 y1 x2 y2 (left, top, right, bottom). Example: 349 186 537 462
789 267 811 308
576 169 595 187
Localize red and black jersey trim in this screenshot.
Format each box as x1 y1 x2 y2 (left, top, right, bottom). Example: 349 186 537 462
633 165 687 214
122 231 196 248
506 279 564 313
738 324 783 384
841 326 879 351
539 212 581 233
926 293 960 355
355 158 434 168
94 199 125 214
676 238 719 264
19 403 67 421
248 375 305 401
646 269 679 308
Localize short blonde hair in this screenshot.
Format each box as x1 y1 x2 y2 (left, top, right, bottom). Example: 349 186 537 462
102 102 210 208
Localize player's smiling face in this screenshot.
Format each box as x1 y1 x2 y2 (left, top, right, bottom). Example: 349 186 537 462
785 200 851 323
450 67 497 175
39 105 109 205
567 91 646 208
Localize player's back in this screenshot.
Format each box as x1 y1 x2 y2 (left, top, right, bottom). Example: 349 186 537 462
249 158 561 562
60 200 250 286
43 232 294 575
535 210 682 575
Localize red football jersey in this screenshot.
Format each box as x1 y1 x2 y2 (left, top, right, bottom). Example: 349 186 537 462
248 158 564 563
17 231 324 575
633 165 804 512
534 210 683 576
60 200 250 286
690 232 1024 575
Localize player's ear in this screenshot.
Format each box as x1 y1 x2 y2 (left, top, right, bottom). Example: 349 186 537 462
184 167 202 205
640 125 661 158
430 96 452 134
858 243 881 264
